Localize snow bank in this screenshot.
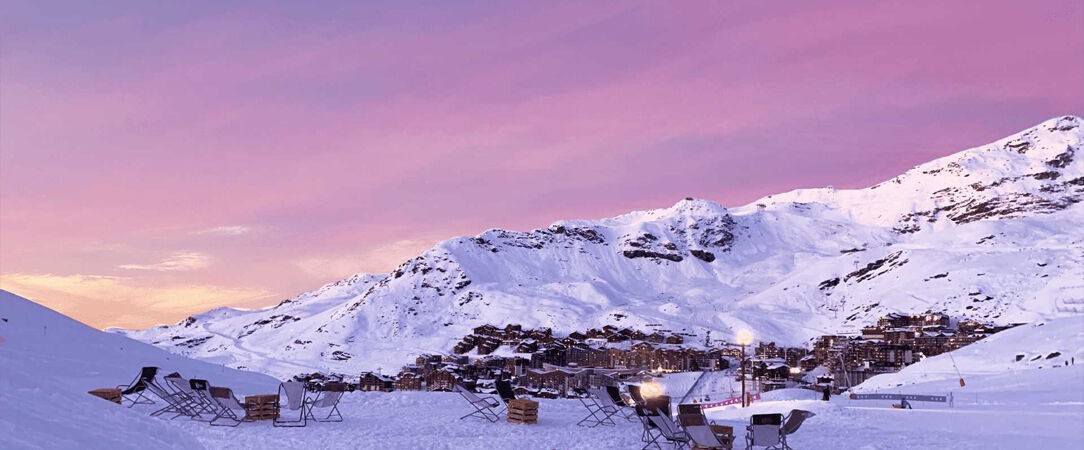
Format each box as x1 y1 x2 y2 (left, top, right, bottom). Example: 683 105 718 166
0 290 278 449
854 316 1084 392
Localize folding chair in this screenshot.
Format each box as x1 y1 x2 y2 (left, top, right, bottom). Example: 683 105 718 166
746 413 783 450
187 379 224 417
677 406 732 450
606 385 638 421
145 374 198 419
273 381 308 428
454 383 502 423
777 410 816 449
576 388 619 428
165 373 215 420
495 379 517 414
208 386 252 427
116 366 158 407
648 409 692 450
306 382 344 422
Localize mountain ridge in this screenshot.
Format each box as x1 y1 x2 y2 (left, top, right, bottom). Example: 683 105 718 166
114 115 1084 378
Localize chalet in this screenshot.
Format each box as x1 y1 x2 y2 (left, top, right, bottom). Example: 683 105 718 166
516 339 539 354
664 334 684 345
358 372 394 392
567 368 616 390
607 334 630 343
521 368 575 393
476 336 502 355
396 371 422 391
426 369 458 392
474 324 500 337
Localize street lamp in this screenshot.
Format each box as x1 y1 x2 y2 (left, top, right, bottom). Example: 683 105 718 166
736 329 753 407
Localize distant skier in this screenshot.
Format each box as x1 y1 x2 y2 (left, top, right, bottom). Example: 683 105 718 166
822 385 831 401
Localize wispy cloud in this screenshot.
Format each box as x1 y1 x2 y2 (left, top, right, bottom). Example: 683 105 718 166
293 239 436 280
194 225 252 236
0 272 270 329
119 251 211 271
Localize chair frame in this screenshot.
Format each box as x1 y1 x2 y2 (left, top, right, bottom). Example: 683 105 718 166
116 367 158 408
305 384 345 423
454 384 502 423
648 409 692 450
745 413 784 450
577 387 622 428
207 386 253 427
273 381 308 428
146 377 199 419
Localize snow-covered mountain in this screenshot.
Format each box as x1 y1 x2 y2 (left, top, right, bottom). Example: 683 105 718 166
115 116 1084 378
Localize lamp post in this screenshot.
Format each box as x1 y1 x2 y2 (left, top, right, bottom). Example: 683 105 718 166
736 329 753 407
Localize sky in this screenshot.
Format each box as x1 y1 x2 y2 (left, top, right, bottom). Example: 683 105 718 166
1 0 1082 330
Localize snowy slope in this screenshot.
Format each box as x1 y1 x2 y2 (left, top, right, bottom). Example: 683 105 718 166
853 315 1084 392
117 116 1084 377
0 290 278 449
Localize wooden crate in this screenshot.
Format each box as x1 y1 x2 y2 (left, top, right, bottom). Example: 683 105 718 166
507 398 539 424
244 394 281 420
88 388 122 405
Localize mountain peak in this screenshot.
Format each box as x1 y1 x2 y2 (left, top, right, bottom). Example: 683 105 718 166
668 197 728 216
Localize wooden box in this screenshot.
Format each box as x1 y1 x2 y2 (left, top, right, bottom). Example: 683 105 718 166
244 394 281 420
88 388 122 405
507 398 539 424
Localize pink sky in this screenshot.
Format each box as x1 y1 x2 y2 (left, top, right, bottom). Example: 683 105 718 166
2 0 1082 329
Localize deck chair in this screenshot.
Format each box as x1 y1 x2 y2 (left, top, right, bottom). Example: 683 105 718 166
165 373 215 420
208 386 252 427
576 388 619 428
678 408 731 450
648 409 692 450
188 379 224 417
146 374 198 419
745 413 783 450
116 366 158 407
306 382 344 422
777 410 815 449
273 381 308 427
606 385 637 421
495 379 517 413
453 383 502 423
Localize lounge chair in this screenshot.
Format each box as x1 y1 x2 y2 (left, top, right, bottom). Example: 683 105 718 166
647 408 692 450
273 381 308 428
188 379 224 417
306 382 344 422
677 405 732 450
145 373 198 419
576 388 619 428
116 366 158 407
606 385 637 421
164 373 215 420
778 410 815 449
495 380 517 406
207 386 252 427
453 383 502 423
633 395 672 446
745 413 783 449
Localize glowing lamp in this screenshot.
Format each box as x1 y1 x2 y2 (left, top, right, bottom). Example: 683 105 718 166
736 329 753 345
640 381 663 398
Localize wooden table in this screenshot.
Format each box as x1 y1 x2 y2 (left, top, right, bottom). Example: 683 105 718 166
244 394 280 420
88 388 122 404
